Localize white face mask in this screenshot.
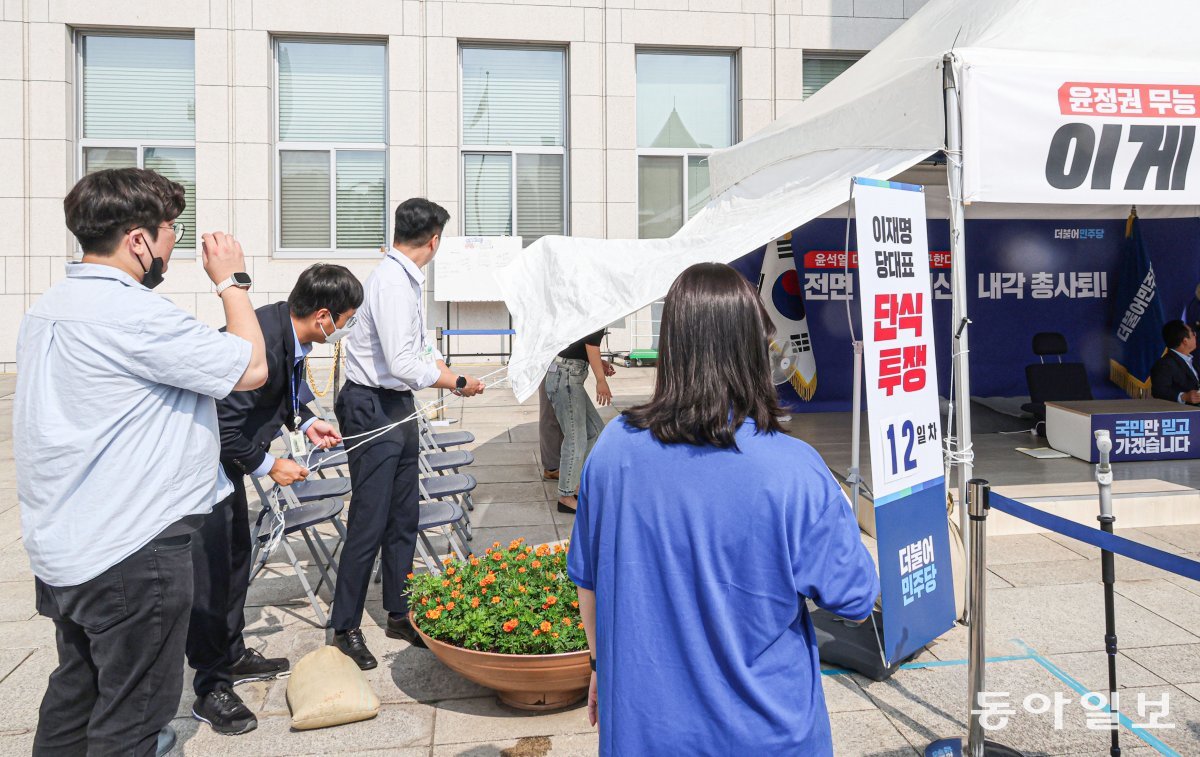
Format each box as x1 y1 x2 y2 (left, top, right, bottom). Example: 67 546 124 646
318 313 356 343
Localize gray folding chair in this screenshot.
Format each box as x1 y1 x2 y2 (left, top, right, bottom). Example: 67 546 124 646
247 475 345 628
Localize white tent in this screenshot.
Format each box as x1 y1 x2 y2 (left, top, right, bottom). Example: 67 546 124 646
499 0 1200 405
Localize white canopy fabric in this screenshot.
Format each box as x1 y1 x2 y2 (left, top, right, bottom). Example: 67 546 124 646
497 0 1200 401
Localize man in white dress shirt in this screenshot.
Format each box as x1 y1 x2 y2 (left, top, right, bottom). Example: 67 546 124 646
330 198 484 669
16 168 268 756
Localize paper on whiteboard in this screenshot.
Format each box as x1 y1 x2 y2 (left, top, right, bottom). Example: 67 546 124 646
434 236 524 302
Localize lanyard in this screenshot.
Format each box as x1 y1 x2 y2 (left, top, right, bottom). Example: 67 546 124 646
291 360 303 428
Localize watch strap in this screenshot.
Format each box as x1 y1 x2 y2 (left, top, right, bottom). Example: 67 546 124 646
215 274 251 296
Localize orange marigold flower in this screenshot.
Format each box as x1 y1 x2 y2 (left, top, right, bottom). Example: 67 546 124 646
518 567 526 574
502 619 519 633
425 609 441 620
540 621 553 633
561 617 571 626
471 597 481 608
491 552 503 562
421 597 429 605
516 553 527 561
491 596 501 604
450 590 461 599
552 632 559 638
442 557 451 565
446 601 456 610
577 622 584 629
454 576 463 584
446 566 455 575
470 557 480 566
407 572 416 579
500 562 508 570
441 579 450 587
509 539 521 550
532 629 541 637
519 585 528 593
571 600 579 608
530 559 541 568
481 587 489 595
536 545 550 557
492 541 502 549
525 546 534 554
553 544 564 554
545 596 558 606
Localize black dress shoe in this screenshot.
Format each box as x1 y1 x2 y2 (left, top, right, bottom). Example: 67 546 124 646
156 725 176 756
332 628 378 670
229 648 289 683
192 685 258 736
386 613 427 648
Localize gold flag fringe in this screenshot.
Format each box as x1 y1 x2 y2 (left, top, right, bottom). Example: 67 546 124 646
789 369 817 401
1109 358 1151 399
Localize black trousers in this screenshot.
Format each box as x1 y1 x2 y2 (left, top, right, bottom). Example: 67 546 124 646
185 466 252 696
331 381 421 632
33 533 193 757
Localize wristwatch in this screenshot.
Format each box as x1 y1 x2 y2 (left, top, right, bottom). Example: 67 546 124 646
215 272 253 296
455 375 467 391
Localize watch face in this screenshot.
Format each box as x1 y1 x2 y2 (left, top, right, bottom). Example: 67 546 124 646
232 272 252 286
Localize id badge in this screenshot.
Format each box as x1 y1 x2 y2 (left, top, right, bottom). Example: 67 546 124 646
288 430 307 458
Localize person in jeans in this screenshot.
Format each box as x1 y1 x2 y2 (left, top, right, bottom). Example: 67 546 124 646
188 264 362 735
569 263 879 755
545 329 615 514
16 168 268 756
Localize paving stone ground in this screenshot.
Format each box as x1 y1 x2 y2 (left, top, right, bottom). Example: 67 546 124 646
0 369 1197 755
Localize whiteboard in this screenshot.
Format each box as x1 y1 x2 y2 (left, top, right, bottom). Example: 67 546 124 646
433 236 524 302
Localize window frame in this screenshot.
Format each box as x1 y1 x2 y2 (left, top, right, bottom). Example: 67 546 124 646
75 30 198 255
273 36 390 259
633 47 738 240
801 50 866 100
458 43 570 243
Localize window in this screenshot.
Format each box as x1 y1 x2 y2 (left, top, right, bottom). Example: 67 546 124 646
460 46 567 245
635 50 735 240
802 54 863 99
79 34 196 250
276 39 387 254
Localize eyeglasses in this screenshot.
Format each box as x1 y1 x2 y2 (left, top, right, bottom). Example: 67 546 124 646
127 222 185 244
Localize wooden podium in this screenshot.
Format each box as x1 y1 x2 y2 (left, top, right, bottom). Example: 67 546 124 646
1045 399 1200 463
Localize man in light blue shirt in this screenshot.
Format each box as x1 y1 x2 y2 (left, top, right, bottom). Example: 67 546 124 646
330 198 484 669
15 168 267 756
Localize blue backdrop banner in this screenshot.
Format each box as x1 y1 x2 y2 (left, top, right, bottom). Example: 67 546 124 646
738 217 1200 411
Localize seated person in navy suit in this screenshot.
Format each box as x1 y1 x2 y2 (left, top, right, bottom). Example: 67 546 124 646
1150 320 1200 405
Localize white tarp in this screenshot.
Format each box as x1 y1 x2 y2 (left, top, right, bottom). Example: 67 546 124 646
498 0 1200 402
960 49 1200 205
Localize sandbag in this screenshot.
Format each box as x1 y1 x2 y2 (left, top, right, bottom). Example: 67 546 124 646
287 646 380 730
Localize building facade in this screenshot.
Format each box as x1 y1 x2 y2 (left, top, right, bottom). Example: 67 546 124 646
0 0 926 372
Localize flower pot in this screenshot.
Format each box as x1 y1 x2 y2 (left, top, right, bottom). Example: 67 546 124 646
410 612 590 711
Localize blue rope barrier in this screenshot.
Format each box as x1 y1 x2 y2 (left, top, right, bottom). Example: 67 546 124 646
440 329 516 336
989 493 1200 582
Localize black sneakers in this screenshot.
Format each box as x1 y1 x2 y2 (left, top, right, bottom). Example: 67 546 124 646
333 628 378 670
229 648 289 683
386 613 427 648
192 685 258 736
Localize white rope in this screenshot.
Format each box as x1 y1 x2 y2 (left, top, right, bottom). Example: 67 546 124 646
301 366 511 473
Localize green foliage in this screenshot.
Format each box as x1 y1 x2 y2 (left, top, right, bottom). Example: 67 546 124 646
407 538 587 655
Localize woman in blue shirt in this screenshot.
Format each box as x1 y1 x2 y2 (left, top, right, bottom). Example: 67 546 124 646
568 262 880 756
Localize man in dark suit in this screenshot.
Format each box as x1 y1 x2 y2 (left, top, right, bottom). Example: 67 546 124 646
1150 320 1200 405
188 264 363 735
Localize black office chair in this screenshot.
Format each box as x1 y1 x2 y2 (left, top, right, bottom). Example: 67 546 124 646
1021 332 1093 433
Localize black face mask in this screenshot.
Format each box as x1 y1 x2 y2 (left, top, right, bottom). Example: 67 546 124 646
136 236 165 289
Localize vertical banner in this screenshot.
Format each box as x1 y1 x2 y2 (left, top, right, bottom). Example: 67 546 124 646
853 178 956 663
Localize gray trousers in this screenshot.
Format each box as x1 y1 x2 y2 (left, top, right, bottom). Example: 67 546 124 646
539 376 564 471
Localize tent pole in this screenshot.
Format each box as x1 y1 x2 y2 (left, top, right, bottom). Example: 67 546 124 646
944 54 974 615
